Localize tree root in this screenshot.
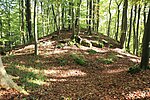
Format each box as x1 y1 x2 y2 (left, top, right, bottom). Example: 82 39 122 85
0 74 29 95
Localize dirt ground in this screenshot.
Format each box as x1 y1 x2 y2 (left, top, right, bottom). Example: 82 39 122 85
1 32 150 100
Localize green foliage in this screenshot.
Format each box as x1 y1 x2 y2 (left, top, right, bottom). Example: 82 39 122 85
128 65 141 74
68 39 76 46
6 64 46 89
57 57 68 66
109 44 113 48
99 42 104 48
108 53 118 61
70 53 86 66
56 43 65 48
97 58 113 64
87 49 97 54
97 53 118 64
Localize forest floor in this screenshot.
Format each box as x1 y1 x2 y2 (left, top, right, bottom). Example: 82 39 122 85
1 31 150 100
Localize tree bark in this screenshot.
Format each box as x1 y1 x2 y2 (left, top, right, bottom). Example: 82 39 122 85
34 0 38 55
21 0 26 44
25 0 33 42
0 55 28 94
107 0 112 37
115 0 122 41
120 0 128 49
126 6 133 52
133 5 137 54
135 5 141 56
88 0 92 34
140 8 150 69
96 0 100 32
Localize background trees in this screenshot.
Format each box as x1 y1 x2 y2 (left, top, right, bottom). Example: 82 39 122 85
0 0 149 65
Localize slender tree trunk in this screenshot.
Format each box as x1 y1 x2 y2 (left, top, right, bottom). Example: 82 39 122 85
135 5 141 56
34 0 38 55
86 0 89 30
61 3 65 29
40 2 45 36
126 6 133 52
140 8 150 69
51 4 59 33
133 5 137 54
88 0 92 34
107 0 112 37
21 0 26 44
76 0 82 35
71 0 76 39
143 3 147 28
96 0 100 32
120 0 128 49
0 15 2 38
47 5 50 34
92 0 96 31
68 2 72 30
115 0 122 41
25 0 33 42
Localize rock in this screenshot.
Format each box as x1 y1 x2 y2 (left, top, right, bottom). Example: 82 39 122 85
81 39 92 48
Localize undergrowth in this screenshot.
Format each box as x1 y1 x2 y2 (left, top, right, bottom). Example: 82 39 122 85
97 53 118 64
6 64 46 89
70 53 86 66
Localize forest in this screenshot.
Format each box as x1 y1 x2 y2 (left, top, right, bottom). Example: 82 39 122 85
0 0 150 99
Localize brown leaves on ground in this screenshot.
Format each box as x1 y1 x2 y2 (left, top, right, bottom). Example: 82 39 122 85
1 32 150 100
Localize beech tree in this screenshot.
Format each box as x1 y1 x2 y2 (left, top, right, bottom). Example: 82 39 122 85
0 55 28 94
140 7 150 69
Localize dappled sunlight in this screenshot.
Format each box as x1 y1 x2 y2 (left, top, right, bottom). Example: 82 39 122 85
129 58 141 63
48 78 67 82
124 89 150 99
16 65 42 74
43 49 68 55
44 69 87 78
27 79 47 85
102 68 128 74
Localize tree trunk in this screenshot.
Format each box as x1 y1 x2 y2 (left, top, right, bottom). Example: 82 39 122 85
51 4 59 33
135 5 141 56
34 0 38 55
25 0 33 42
140 8 150 69
92 0 96 31
0 55 28 94
68 2 72 30
88 0 92 34
96 0 100 32
76 0 82 35
71 0 76 39
61 3 65 29
126 6 133 52
120 0 128 49
107 0 112 37
133 5 137 54
86 0 89 30
40 2 45 36
115 0 122 41
21 0 26 44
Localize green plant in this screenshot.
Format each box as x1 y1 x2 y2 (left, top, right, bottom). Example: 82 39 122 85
6 64 46 89
128 65 141 74
107 53 118 61
57 58 68 66
56 43 65 48
109 44 113 48
99 42 104 48
87 49 97 54
97 58 113 64
70 53 86 66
